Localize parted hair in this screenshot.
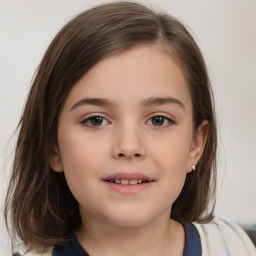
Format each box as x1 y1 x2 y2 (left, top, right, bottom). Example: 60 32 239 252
5 1 217 249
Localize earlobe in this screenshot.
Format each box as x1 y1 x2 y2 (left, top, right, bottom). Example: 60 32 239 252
187 120 209 173
48 147 63 172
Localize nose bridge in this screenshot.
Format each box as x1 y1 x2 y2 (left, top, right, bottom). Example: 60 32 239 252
112 118 145 159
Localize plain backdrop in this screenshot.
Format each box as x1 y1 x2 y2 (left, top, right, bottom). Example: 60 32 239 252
1 0 255 254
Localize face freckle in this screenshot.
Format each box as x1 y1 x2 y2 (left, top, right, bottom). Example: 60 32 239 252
53 44 203 229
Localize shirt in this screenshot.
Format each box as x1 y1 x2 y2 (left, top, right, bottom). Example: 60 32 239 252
52 222 201 256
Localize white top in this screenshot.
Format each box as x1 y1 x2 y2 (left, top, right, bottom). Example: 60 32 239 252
193 217 256 256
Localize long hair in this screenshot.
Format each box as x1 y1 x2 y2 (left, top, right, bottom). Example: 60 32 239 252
5 1 217 249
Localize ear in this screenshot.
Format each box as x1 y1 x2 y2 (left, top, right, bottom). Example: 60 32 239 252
48 147 63 173
187 120 209 173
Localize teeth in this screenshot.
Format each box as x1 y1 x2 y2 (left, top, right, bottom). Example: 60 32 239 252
111 179 147 185
107 179 150 184
129 179 137 185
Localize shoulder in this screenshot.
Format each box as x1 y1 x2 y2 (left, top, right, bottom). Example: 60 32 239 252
193 217 256 256
13 247 54 256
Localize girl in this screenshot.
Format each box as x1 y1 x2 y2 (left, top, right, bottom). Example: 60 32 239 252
4 2 255 256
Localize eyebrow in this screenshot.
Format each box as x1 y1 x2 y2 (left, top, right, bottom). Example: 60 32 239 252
70 96 185 111
141 97 185 109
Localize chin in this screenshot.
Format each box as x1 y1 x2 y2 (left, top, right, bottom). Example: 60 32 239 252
104 209 156 228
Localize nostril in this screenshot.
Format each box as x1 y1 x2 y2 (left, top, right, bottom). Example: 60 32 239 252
118 153 141 158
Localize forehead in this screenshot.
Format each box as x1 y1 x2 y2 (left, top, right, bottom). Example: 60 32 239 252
63 45 192 112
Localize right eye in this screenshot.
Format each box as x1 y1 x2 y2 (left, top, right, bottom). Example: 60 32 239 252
81 115 109 127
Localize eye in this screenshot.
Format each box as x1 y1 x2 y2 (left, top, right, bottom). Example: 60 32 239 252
81 115 109 127
147 115 175 127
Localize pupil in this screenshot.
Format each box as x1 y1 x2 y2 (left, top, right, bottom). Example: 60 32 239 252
91 116 103 126
152 116 164 126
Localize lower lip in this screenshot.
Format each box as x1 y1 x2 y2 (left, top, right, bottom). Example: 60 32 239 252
103 181 154 194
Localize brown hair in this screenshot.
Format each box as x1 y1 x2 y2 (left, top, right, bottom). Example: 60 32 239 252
5 1 217 250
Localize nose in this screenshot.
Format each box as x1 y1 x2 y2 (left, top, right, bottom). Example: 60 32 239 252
112 124 146 160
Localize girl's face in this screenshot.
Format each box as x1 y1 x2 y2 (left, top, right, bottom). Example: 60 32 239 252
52 45 208 227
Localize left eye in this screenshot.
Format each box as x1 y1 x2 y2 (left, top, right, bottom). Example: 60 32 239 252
81 116 109 127
147 115 174 127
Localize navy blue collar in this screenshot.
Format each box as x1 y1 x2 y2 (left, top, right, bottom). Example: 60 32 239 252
182 222 202 256
53 234 89 256
53 222 202 256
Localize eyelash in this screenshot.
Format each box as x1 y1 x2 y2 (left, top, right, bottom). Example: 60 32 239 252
148 115 175 128
81 114 175 128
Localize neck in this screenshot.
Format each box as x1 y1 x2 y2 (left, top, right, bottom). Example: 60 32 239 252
76 212 185 256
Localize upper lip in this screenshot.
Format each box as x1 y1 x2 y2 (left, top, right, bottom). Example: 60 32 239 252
103 172 154 181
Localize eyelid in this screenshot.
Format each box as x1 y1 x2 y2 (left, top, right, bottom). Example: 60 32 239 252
80 114 111 127
149 112 175 120
146 113 175 128
79 112 175 128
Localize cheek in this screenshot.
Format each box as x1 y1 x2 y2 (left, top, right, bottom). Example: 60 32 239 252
58 132 109 197
59 128 110 169
149 132 192 204
60 140 99 174
151 131 192 174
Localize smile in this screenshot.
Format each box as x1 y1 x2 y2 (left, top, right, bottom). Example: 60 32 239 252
105 179 150 185
103 172 155 194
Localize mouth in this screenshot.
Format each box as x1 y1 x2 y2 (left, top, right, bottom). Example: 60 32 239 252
102 172 155 194
104 179 152 185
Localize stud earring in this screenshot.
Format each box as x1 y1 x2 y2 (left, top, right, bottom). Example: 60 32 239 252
192 165 196 171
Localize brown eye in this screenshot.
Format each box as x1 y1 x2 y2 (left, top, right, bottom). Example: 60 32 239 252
90 116 103 126
82 116 109 127
151 116 165 126
147 115 174 127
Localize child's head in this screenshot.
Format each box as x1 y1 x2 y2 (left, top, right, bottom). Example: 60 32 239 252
5 1 217 248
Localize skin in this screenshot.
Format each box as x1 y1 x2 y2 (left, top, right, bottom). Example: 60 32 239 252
51 44 208 256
